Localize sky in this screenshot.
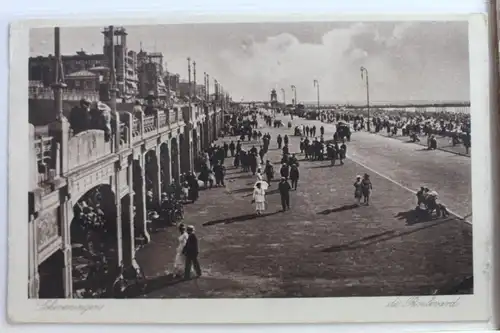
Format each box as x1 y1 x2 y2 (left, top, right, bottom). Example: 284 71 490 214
29 21 470 104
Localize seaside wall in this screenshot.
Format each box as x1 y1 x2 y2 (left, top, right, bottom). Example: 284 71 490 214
29 99 136 126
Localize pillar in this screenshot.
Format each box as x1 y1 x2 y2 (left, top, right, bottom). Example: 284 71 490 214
182 131 193 173
135 154 151 243
60 195 73 298
153 147 161 206
114 168 124 267
28 214 40 298
122 163 136 268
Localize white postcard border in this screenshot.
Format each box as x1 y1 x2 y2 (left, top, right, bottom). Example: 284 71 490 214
8 13 492 324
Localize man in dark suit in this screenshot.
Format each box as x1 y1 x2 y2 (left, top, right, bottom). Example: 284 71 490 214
278 177 292 212
183 226 202 279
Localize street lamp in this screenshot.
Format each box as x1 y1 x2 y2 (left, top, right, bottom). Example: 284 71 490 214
214 78 218 103
360 66 371 132
193 61 197 99
187 57 192 102
313 79 320 114
280 88 286 105
291 85 297 106
204 72 207 100
206 73 210 102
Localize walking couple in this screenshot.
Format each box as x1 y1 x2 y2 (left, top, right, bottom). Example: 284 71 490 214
173 224 202 279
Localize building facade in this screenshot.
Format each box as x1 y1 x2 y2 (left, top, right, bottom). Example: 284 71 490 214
138 53 168 98
65 70 100 91
28 102 225 299
29 26 139 98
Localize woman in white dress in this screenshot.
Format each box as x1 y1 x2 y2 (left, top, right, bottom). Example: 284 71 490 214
252 182 267 215
256 168 263 182
173 224 189 277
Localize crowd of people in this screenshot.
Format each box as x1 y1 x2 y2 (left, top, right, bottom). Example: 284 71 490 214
317 108 471 154
159 104 459 283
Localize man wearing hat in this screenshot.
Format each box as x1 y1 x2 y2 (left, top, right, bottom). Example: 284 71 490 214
289 164 300 191
69 98 91 135
278 177 292 212
280 163 289 180
183 225 202 279
144 91 157 116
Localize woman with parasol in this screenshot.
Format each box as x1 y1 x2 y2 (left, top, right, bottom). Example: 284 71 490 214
252 181 268 215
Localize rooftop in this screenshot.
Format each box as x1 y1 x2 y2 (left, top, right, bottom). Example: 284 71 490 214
66 70 98 78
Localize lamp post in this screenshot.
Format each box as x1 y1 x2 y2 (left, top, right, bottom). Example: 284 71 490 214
187 57 191 102
291 85 297 106
108 25 121 152
313 79 320 114
204 72 207 100
360 66 371 132
52 27 67 119
193 61 197 99
214 78 218 104
280 88 286 105
166 71 171 106
206 73 210 102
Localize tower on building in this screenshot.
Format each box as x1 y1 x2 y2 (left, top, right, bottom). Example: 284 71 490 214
102 26 128 97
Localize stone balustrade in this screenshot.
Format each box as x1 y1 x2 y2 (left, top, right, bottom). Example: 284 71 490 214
31 106 191 188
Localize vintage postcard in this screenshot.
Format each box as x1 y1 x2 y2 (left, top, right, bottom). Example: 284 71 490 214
8 13 493 324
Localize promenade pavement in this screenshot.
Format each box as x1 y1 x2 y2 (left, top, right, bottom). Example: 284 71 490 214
276 114 472 221
375 130 470 157
135 117 472 298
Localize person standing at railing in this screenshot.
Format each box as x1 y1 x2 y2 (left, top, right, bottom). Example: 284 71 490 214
132 100 144 119
89 101 113 142
144 92 157 117
69 98 91 135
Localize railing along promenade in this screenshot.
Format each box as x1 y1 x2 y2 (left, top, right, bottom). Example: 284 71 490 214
32 105 188 188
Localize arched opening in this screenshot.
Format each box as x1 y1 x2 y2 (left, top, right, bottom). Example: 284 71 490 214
71 184 118 298
159 143 171 192
144 150 159 211
38 250 65 298
171 137 179 183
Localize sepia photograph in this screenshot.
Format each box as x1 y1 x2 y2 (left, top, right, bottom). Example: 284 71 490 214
9 13 492 324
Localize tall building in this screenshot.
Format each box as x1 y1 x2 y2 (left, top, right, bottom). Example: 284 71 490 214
28 26 139 99
165 72 180 95
102 26 138 98
138 52 167 98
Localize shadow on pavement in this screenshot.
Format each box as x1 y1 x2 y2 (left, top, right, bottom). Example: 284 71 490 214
321 217 454 253
143 274 186 294
395 209 440 226
226 174 255 180
230 187 255 194
265 188 282 195
317 204 358 215
202 211 281 226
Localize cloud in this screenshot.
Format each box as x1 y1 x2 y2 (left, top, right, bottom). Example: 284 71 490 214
216 22 469 103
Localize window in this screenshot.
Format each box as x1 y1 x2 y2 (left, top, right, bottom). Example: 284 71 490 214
75 81 81 88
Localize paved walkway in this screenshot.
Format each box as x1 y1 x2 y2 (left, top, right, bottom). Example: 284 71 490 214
135 118 472 298
277 114 472 221
375 131 470 157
